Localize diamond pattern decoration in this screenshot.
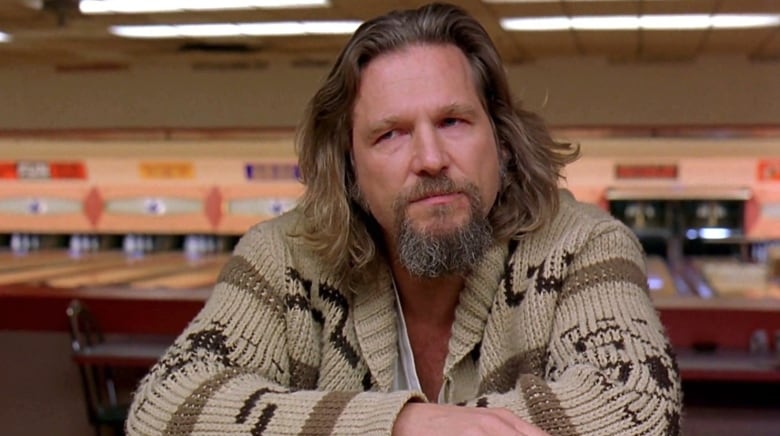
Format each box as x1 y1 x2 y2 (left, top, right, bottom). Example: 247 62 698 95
205 186 222 229
83 187 103 227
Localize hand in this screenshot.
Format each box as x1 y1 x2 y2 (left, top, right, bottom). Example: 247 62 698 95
392 403 551 436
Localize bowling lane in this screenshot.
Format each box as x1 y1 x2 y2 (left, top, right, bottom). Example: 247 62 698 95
0 251 129 285
646 255 679 298
694 258 780 299
45 251 217 288
0 250 84 273
130 255 228 290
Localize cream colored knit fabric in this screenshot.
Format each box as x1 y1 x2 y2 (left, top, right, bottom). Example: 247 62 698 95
127 191 682 435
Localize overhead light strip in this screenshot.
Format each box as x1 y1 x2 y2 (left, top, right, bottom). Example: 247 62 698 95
81 0 329 14
482 0 677 3
501 14 780 31
110 21 362 38
484 0 674 2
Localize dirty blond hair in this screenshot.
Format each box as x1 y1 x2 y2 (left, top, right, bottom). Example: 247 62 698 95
294 2 578 284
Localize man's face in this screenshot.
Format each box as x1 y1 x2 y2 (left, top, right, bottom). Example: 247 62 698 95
351 44 501 276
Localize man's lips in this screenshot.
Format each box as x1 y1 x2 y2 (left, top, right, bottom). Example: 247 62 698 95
410 192 464 205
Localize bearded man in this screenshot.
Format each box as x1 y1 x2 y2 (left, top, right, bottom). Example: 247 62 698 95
128 3 682 435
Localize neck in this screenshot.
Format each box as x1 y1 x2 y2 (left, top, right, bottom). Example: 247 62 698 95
390 259 464 327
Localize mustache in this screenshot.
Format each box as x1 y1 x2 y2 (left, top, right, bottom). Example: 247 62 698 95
401 176 466 204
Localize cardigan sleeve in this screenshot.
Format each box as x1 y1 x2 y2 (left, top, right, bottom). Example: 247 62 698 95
463 223 683 435
126 225 424 436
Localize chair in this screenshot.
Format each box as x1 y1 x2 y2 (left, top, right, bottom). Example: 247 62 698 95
66 299 172 436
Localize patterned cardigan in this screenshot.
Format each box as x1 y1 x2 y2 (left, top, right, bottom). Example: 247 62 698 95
127 191 682 435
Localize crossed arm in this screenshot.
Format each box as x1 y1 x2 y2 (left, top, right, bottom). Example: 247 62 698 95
127 224 681 435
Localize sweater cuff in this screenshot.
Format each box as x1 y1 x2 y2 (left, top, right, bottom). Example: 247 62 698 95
331 390 426 435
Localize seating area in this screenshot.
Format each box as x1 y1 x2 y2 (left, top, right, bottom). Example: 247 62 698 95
66 300 174 435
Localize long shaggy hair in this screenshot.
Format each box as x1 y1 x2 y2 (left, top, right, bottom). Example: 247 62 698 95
294 2 578 285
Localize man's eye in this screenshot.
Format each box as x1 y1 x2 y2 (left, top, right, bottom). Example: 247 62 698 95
376 130 396 143
440 118 461 127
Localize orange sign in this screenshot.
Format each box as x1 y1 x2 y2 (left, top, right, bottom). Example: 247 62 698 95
758 160 780 181
615 164 678 180
0 162 15 179
138 162 195 179
50 162 87 179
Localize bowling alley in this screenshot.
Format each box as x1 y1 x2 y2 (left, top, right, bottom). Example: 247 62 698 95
1 1 779 435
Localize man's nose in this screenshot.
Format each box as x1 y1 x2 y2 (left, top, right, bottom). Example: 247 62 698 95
410 126 450 176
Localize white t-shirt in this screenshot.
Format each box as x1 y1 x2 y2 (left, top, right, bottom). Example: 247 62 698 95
391 281 445 403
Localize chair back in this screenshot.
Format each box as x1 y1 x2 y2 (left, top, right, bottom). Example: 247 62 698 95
66 299 125 435
67 299 104 353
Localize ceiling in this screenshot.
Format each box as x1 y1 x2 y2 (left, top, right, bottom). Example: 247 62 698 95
0 0 778 69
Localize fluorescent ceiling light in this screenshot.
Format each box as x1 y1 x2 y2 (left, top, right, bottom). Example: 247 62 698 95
110 21 362 38
81 0 329 14
0 31 10 43
484 1 671 2
501 14 780 31
711 15 780 28
240 21 361 36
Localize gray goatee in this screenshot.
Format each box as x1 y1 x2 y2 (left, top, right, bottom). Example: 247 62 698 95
393 176 492 278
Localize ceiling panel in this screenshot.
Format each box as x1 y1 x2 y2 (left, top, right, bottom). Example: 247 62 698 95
717 0 780 14
754 28 780 59
562 0 639 16
0 0 777 67
483 2 565 17
640 30 706 61
456 0 532 62
705 28 778 57
509 32 579 59
575 30 638 59
640 0 717 14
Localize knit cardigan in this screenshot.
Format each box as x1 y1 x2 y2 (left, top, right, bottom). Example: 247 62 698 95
127 191 682 435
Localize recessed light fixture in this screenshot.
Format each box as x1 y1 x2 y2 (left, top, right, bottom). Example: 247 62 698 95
0 31 10 43
81 0 329 14
501 14 780 31
110 21 362 38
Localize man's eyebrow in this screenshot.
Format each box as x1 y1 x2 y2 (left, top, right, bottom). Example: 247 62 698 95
362 103 479 140
441 102 479 117
365 116 400 140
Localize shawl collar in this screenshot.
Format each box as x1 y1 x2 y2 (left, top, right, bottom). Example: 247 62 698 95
444 241 508 375
352 241 509 391
353 265 398 391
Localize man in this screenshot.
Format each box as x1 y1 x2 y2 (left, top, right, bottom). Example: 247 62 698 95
128 3 682 435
